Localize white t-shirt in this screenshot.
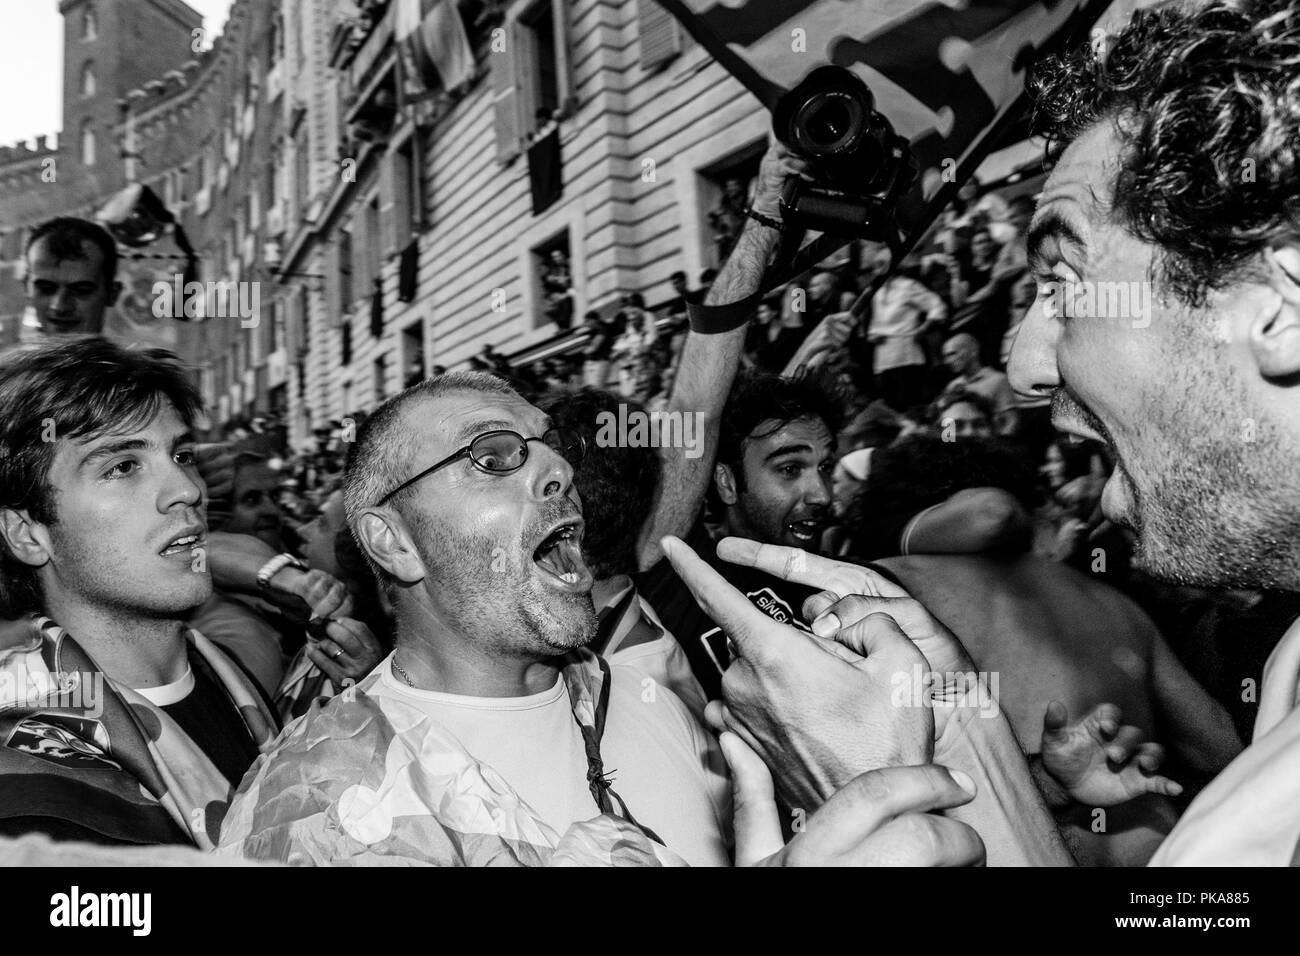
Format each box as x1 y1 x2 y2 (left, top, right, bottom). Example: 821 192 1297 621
368 658 732 867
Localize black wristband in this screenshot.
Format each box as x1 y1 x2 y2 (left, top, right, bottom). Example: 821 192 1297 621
745 207 785 232
687 290 762 335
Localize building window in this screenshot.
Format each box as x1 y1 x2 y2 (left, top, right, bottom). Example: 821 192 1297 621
297 285 310 352
83 6 97 41
294 126 309 219
401 321 425 388
520 1 560 133
271 298 286 352
81 62 96 97
269 16 283 62
530 230 572 331
699 146 764 268
340 321 353 366
373 354 389 402
80 121 96 166
339 228 354 306
364 195 381 282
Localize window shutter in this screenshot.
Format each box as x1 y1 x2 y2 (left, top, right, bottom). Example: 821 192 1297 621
380 146 411 258
286 289 303 354
351 216 369 301
552 0 576 115
638 0 682 71
325 238 343 325
379 149 398 260
490 21 521 165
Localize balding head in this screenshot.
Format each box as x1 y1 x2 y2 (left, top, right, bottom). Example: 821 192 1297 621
942 333 981 375
341 370 596 664
343 371 518 532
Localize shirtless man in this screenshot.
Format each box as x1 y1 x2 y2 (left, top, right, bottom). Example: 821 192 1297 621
856 434 1242 863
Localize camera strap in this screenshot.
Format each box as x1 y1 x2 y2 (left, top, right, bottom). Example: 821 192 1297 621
686 291 761 335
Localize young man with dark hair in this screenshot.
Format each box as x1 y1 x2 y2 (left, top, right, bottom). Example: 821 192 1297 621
23 217 121 337
0 337 278 848
637 369 847 696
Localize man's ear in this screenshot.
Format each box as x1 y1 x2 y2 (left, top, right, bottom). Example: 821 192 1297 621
0 508 52 569
1248 244 1300 379
355 509 426 586
714 463 739 506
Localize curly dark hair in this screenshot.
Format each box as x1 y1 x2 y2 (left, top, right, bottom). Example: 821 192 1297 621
1029 0 1300 307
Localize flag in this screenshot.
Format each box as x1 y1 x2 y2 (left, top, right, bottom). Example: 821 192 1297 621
396 0 475 99
654 0 1113 240
94 182 198 346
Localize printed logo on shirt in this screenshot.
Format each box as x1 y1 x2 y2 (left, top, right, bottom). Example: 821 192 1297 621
698 587 813 675
4 714 120 769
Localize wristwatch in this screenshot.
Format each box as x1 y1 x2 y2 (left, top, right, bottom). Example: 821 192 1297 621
256 553 306 592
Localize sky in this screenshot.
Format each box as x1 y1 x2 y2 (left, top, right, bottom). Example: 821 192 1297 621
0 0 234 149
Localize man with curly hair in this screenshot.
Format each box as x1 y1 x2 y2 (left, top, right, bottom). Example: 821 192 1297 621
1010 0 1300 863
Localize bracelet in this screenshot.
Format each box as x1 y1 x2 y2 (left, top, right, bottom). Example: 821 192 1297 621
256 553 306 591
745 207 785 232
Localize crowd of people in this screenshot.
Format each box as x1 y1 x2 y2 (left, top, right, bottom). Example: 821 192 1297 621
1 0 1299 868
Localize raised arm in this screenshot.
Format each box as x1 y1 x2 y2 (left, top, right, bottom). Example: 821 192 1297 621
635 141 809 570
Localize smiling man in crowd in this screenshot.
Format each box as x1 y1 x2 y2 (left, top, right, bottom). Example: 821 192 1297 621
637 369 843 696
0 337 278 848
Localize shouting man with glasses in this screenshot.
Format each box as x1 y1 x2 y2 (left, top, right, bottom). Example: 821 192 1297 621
218 372 735 866
220 372 982 866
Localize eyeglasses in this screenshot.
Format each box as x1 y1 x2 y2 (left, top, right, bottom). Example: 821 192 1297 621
374 427 586 506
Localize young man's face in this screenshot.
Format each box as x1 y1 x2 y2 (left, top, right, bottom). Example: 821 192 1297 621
363 391 596 658
939 401 991 440
1009 120 1300 589
25 238 116 335
227 463 285 550
720 415 835 548
19 403 210 619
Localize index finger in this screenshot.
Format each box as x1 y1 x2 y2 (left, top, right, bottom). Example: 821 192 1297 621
716 537 909 599
661 536 789 658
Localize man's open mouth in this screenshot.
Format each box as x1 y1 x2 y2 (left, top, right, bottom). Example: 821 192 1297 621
531 518 592 592
787 519 824 545
160 532 205 557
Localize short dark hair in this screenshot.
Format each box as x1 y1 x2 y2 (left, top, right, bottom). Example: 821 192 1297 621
26 217 118 286
0 337 201 615
849 433 1038 544
536 387 661 579
718 369 845 492
1030 0 1300 307
932 389 994 427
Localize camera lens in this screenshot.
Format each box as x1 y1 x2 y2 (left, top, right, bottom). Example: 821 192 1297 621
794 91 864 155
